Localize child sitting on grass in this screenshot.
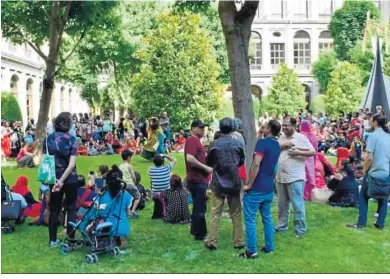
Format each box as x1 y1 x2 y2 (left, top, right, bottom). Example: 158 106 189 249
134 171 149 211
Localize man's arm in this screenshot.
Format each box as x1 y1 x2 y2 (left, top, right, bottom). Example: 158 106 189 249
243 154 263 191
289 136 315 157
279 138 294 150
363 152 373 174
164 155 177 168
186 154 212 174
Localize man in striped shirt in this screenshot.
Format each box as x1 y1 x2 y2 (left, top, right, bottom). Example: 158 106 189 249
148 154 177 193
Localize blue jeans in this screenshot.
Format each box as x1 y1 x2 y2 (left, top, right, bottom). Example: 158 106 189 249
357 176 388 228
276 180 306 234
244 191 274 253
188 183 208 239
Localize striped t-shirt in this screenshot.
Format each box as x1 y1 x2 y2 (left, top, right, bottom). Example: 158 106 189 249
148 163 173 193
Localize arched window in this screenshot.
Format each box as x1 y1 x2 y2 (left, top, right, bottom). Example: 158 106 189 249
319 31 333 51
60 86 65 112
250 32 262 70
294 31 311 70
10 74 19 98
26 79 34 119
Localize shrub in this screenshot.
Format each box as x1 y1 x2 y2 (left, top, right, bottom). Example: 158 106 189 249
1 92 23 122
310 94 326 114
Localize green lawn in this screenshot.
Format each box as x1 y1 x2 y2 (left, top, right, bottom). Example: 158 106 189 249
1 154 389 273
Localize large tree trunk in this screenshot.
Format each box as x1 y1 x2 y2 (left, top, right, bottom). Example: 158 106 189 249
34 1 70 161
218 0 259 168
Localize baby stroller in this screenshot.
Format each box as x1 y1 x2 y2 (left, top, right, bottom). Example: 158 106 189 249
1 175 22 234
60 187 125 264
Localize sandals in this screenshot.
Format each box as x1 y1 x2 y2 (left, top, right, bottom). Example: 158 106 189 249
239 250 258 259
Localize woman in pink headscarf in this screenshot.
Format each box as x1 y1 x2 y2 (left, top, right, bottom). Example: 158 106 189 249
300 120 318 200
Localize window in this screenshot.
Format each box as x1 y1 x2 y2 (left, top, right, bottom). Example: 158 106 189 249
26 79 34 119
294 31 311 70
10 74 19 98
250 32 262 70
319 31 333 51
294 0 310 19
69 89 72 111
270 43 285 69
60 87 65 112
271 0 285 19
318 0 334 19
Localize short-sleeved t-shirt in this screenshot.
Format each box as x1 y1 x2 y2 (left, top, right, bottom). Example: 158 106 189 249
366 128 390 180
251 137 281 193
119 162 135 186
184 136 209 185
149 163 173 193
43 132 78 184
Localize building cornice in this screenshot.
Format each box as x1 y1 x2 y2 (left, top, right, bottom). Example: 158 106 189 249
1 52 44 70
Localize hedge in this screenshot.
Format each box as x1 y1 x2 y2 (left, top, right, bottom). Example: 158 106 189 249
1 92 23 122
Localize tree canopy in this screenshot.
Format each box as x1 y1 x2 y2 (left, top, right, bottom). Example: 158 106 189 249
130 11 224 130
329 0 380 61
263 64 307 116
312 50 338 93
325 62 364 117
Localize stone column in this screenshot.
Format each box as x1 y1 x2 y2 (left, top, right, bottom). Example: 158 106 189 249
1 67 12 92
18 73 28 127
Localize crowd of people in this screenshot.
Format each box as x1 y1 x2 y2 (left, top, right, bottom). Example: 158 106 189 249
2 105 390 259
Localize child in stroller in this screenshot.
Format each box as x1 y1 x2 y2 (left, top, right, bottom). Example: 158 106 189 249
60 165 134 264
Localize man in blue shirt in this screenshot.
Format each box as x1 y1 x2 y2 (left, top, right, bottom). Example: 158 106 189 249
239 120 281 259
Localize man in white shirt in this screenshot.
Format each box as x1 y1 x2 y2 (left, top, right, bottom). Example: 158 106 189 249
275 117 315 238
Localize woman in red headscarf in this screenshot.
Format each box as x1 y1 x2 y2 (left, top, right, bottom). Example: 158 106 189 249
12 176 41 217
300 120 318 200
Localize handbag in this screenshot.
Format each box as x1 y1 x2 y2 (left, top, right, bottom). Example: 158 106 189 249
311 188 333 204
37 136 56 185
1 197 22 221
367 175 390 199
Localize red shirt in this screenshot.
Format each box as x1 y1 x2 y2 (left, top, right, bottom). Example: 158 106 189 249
16 148 27 162
184 136 209 184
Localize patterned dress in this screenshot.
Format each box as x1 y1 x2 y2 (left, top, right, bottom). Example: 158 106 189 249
161 188 191 224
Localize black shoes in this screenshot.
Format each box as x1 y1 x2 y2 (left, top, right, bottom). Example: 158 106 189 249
205 243 217 251
346 223 366 229
239 250 258 259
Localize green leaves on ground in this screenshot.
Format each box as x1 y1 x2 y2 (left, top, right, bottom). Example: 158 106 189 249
325 62 364 117
131 11 224 130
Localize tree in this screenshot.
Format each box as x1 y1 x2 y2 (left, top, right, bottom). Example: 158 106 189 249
130 11 224 131
174 1 230 84
310 95 326 114
350 44 375 85
1 93 23 122
263 64 307 116
325 62 364 117
1 0 118 157
218 0 259 167
329 0 380 61
312 50 338 93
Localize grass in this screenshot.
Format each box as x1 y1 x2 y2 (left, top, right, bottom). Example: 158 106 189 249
1 154 389 273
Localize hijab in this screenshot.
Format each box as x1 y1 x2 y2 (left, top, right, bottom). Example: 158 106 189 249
12 176 30 196
300 120 318 153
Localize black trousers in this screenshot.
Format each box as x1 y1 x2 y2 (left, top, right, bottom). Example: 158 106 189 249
49 183 78 242
188 183 208 239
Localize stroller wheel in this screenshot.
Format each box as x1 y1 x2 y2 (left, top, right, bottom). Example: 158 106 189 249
85 254 95 264
60 244 72 255
91 253 99 263
111 246 121 257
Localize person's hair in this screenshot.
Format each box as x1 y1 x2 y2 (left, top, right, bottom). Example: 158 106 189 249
89 171 95 175
339 131 347 137
77 175 86 187
284 116 297 126
89 142 94 147
170 174 183 191
153 154 164 167
121 149 133 161
105 165 124 199
267 120 281 136
54 112 72 132
99 165 109 175
134 171 141 185
120 117 125 121
373 113 389 133
214 131 222 140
